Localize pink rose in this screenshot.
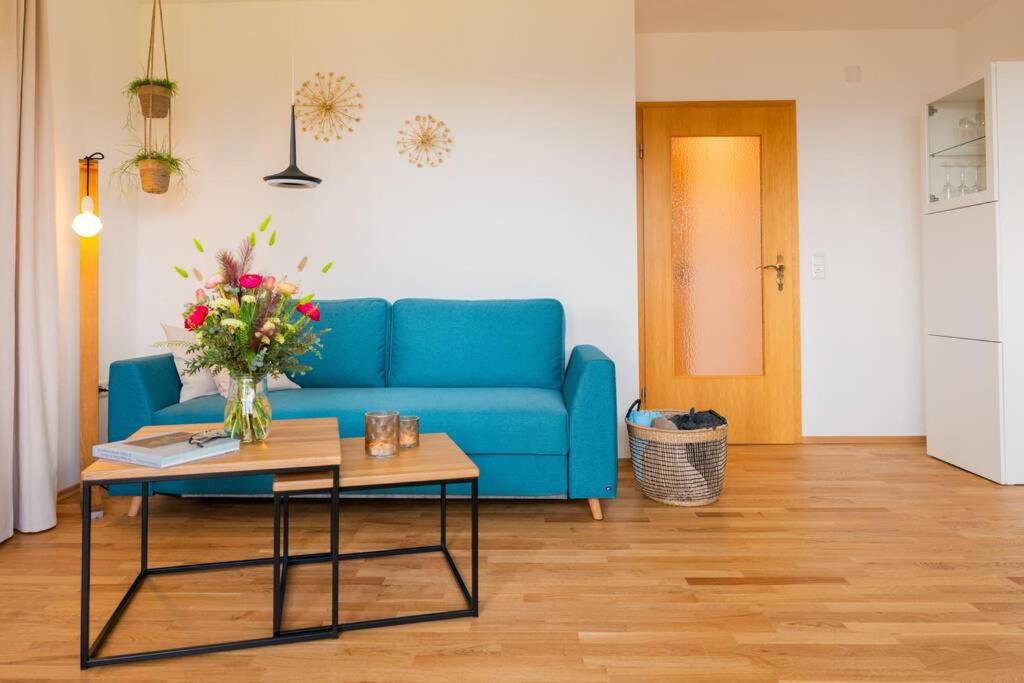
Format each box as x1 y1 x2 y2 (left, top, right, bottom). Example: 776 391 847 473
204 274 225 289
238 273 263 289
296 302 320 322
262 275 277 292
185 305 209 330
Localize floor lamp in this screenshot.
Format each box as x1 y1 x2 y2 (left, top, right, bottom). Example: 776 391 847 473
72 153 104 517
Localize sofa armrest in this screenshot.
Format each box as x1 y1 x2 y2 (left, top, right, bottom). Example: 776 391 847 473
562 345 618 499
108 354 181 441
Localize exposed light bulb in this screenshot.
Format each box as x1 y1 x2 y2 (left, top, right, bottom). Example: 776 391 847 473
71 195 102 237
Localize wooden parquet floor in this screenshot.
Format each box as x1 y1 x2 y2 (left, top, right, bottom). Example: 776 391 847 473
2 444 1024 681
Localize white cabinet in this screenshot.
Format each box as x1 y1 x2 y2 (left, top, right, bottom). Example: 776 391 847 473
922 202 1000 342
925 336 1003 482
922 62 1024 485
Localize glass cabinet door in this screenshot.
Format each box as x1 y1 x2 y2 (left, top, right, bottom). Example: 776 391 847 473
925 74 995 213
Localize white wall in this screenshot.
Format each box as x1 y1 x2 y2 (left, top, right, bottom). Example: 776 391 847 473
49 0 638 482
638 30 957 436
956 0 1024 78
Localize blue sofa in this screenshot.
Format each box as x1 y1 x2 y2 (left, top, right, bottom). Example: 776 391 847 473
108 298 618 515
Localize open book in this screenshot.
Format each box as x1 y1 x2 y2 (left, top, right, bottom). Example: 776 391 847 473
93 430 240 468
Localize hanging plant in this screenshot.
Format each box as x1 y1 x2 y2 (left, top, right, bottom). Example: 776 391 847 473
116 149 191 195
120 0 189 194
126 77 177 119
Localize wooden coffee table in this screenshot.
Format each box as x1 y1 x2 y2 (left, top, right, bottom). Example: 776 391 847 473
79 418 342 669
272 433 480 632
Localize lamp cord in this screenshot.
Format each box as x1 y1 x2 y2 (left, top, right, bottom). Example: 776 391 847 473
82 152 105 197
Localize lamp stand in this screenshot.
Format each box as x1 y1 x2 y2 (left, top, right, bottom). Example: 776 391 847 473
78 158 103 518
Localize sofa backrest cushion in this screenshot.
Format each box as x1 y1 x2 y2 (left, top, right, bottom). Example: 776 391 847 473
295 298 389 388
388 299 565 389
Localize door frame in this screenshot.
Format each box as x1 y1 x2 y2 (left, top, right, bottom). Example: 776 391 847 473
635 100 803 442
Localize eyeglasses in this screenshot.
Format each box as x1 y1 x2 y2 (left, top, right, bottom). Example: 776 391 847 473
188 430 229 447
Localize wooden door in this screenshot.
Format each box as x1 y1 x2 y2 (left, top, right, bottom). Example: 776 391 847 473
638 101 801 444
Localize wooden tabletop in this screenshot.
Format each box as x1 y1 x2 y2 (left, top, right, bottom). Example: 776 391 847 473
82 418 341 482
274 433 479 492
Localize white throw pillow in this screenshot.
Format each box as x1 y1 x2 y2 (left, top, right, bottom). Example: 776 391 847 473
212 370 300 396
162 324 220 402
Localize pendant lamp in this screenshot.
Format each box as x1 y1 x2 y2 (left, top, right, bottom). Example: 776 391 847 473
263 105 321 188
263 20 320 188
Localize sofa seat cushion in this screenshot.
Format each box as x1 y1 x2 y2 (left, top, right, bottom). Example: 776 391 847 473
154 387 569 456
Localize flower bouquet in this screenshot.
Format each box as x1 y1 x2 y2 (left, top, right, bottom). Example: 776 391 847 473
176 219 330 442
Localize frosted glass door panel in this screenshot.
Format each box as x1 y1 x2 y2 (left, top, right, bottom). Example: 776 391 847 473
671 136 764 376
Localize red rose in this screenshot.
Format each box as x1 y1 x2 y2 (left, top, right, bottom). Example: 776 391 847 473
238 273 263 289
296 302 320 322
185 305 209 330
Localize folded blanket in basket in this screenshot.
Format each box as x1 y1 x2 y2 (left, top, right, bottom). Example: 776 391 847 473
628 409 663 427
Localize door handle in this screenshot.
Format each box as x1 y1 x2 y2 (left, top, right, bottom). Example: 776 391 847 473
756 254 785 291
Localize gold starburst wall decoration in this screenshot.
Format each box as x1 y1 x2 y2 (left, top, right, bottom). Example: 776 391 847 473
396 114 453 168
294 72 363 142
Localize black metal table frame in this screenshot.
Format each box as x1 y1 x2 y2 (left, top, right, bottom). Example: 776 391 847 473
273 477 478 634
80 465 340 670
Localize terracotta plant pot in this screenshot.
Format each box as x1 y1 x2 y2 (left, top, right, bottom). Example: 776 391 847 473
138 159 170 194
135 84 171 119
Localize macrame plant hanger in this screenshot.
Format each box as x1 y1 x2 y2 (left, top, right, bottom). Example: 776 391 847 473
140 0 173 193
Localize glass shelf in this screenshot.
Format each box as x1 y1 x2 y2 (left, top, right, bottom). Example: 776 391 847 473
930 136 986 158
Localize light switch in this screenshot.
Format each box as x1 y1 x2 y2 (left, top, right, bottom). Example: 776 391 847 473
811 253 826 280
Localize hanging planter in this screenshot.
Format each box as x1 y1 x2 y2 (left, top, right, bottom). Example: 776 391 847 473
138 158 170 194
117 150 189 195
120 0 189 194
127 78 176 119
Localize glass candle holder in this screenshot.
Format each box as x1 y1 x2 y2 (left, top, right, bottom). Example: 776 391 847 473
364 411 399 458
399 416 420 449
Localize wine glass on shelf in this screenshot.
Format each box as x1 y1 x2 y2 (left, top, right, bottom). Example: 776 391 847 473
941 164 956 201
957 166 970 197
959 117 977 144
975 112 986 138
967 164 980 194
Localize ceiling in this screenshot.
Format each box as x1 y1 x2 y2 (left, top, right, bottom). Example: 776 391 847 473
636 0 995 33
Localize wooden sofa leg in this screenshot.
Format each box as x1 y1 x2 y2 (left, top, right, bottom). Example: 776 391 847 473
127 495 142 517
587 498 604 521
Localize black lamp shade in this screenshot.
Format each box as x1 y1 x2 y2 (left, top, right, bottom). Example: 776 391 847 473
263 105 321 188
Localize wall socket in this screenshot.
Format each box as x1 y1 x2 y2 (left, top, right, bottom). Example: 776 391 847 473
811 253 826 280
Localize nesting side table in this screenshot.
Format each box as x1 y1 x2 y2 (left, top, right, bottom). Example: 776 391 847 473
272 433 480 632
80 418 341 669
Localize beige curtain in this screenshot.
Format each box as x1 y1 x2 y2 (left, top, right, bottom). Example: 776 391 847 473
0 0 59 543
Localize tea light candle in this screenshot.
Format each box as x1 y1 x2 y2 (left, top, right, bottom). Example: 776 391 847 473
399 416 420 449
364 411 399 458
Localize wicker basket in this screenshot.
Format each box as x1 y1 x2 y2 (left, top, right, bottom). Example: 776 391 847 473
625 401 728 506
138 159 170 194
136 84 171 119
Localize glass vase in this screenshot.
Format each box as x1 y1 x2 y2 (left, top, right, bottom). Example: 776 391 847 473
224 374 272 443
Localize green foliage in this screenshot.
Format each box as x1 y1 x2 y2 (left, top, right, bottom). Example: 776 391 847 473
174 266 189 278
126 77 178 95
193 238 204 253
259 215 271 232
268 231 277 246
321 261 333 274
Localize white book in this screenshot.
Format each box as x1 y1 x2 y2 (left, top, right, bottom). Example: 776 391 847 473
93 430 240 468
